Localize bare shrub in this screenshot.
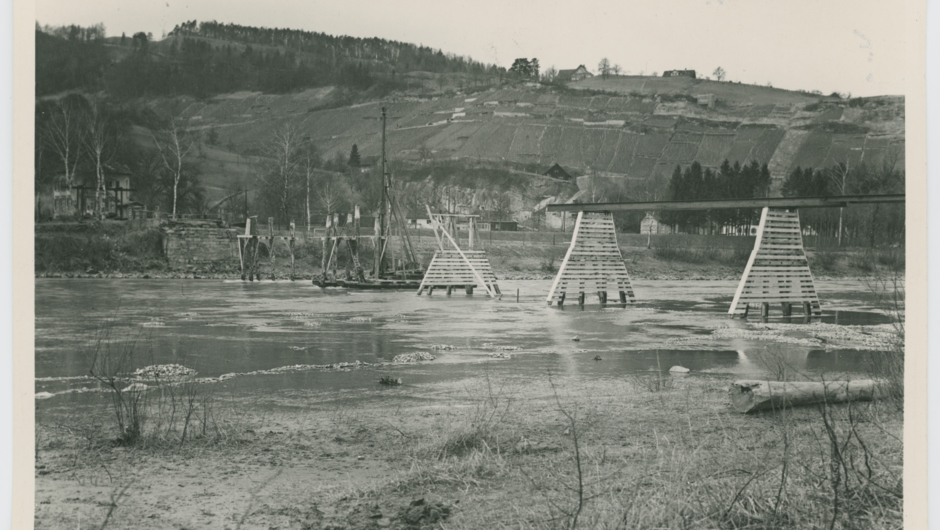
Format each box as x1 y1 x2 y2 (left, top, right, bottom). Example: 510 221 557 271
83 326 226 448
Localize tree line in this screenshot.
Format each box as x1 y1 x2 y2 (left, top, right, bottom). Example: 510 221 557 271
35 94 206 219
36 21 505 99
781 154 904 246
659 160 771 234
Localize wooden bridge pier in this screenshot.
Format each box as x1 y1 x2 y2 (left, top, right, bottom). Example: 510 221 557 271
546 211 637 308
417 208 500 297
236 217 296 281
728 207 821 318
545 194 903 315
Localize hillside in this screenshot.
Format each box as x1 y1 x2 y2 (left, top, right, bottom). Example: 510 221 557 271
137 78 904 206
35 22 905 226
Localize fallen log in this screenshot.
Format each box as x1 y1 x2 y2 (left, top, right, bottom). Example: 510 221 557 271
729 380 885 413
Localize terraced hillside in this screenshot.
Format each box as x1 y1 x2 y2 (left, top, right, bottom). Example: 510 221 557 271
142 77 904 204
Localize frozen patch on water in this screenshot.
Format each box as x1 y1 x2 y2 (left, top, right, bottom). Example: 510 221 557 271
488 352 512 360
35 392 54 400
218 360 373 380
289 346 309 351
302 321 322 328
35 375 95 383
132 364 197 379
348 317 373 323
141 321 165 328
393 352 436 363
429 344 456 351
482 343 520 351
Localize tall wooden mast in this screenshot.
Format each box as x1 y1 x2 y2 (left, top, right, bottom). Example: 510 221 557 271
374 107 390 278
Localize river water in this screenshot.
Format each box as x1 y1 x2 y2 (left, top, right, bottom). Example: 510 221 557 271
35 278 897 399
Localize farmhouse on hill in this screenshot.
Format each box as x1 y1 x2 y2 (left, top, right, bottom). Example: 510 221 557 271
557 65 593 82
663 69 696 79
544 163 573 181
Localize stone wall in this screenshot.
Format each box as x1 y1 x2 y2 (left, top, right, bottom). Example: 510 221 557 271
163 225 239 269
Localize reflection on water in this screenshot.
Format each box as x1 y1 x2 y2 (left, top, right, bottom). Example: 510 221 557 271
35 278 896 398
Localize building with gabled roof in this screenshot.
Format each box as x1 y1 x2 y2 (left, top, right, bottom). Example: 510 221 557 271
557 65 593 82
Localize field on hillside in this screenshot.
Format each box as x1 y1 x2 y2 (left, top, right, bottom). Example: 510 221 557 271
132 80 903 206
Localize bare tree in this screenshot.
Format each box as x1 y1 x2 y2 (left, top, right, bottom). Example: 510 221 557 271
316 177 342 216
611 64 622 76
713 66 726 82
597 58 611 80
83 97 112 219
42 100 84 216
541 66 558 83
827 161 851 246
262 122 302 228
299 139 321 231
151 116 196 219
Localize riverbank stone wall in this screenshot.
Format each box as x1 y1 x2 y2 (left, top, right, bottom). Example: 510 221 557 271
163 225 239 269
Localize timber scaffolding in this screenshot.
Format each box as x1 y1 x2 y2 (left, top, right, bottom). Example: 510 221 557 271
417 206 500 297
317 205 422 287
545 194 905 316
237 216 297 281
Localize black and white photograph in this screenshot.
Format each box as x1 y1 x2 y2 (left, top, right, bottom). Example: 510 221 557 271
19 0 927 527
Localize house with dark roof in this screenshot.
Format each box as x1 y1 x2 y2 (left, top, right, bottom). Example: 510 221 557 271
544 163 573 181
662 69 696 79
557 65 593 82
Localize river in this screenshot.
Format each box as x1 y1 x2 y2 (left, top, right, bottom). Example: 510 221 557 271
35 278 898 400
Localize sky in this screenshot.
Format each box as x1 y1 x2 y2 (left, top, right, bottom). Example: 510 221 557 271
33 0 913 97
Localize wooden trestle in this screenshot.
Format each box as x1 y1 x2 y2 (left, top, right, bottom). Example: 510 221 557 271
546 212 636 307
728 207 821 318
416 208 500 297
237 217 297 281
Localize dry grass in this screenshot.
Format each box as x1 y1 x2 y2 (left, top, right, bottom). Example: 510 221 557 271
37 367 902 529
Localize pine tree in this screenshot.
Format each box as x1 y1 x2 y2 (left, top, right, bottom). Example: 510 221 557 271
348 143 361 167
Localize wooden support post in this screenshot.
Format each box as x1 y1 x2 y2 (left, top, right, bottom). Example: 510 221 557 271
320 237 327 283
466 286 474 295
803 301 812 316
238 241 246 281
619 291 627 305
517 289 520 303
578 292 585 307
761 302 770 318
446 286 453 296
782 302 792 317
289 221 296 281
598 291 607 305
268 217 275 281
428 286 435 296
558 292 566 307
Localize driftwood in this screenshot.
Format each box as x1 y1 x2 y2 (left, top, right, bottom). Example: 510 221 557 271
729 380 885 413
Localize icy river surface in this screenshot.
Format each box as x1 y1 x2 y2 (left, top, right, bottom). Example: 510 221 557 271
35 278 899 397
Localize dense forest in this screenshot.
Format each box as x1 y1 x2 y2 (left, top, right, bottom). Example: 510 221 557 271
36 21 503 98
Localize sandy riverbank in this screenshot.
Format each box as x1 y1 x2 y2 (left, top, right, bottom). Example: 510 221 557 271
35 367 902 529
